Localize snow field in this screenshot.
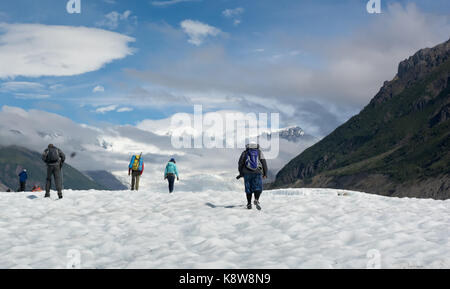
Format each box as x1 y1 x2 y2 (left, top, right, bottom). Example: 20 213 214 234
0 188 448 269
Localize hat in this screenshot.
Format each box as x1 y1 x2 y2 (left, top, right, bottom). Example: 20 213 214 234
170 158 176 163
248 141 258 149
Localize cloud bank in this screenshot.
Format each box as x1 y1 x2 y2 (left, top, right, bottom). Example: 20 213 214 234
0 106 315 191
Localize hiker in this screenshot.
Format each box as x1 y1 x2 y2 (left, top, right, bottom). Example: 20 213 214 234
18 169 28 192
164 158 179 193
128 154 144 191
42 144 66 199
238 141 268 210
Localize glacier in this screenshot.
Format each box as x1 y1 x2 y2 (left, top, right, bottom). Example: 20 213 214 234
0 188 448 269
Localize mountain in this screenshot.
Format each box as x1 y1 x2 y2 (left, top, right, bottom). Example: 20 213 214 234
262 126 317 143
0 181 10 192
84 170 128 190
272 39 450 200
0 145 107 191
259 126 319 182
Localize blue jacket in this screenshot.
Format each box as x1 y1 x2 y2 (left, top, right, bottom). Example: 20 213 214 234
19 171 28 182
164 162 179 178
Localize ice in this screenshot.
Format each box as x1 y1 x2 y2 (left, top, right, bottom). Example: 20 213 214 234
0 188 448 268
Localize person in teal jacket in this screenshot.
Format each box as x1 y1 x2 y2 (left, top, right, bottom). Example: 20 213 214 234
164 158 179 193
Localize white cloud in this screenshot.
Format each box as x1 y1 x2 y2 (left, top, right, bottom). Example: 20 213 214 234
223 7 244 26
151 0 199 7
95 105 118 114
49 84 64 90
14 93 51 100
0 81 51 99
0 23 135 78
93 85 105 93
222 7 244 18
96 10 137 30
0 81 44 92
117 107 133 112
180 20 221 46
94 105 134 113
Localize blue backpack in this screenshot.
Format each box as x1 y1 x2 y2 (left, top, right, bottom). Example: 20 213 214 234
245 149 262 171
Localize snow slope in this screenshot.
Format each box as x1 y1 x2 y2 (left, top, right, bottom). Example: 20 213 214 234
0 188 448 269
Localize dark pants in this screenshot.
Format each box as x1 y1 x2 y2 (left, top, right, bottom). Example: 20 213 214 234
46 165 62 197
131 170 141 191
247 192 262 204
167 174 175 193
19 181 26 192
244 174 263 204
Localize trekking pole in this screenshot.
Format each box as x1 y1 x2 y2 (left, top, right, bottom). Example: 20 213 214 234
61 165 64 190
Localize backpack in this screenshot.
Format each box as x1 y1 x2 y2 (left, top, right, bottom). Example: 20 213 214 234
245 149 262 171
46 147 60 163
132 156 141 171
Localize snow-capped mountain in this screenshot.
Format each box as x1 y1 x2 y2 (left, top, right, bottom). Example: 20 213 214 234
0 106 320 191
278 126 305 139
261 126 318 143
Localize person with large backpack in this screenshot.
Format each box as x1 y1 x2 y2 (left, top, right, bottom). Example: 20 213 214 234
128 153 144 191
164 158 179 193
42 144 66 199
18 169 28 192
238 142 268 210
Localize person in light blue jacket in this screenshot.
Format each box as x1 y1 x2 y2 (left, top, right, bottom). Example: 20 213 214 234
164 158 179 193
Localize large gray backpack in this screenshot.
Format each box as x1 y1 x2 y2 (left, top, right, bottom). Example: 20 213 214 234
46 147 60 163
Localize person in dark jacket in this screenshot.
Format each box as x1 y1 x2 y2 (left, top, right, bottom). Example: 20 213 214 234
18 169 28 192
42 144 66 199
238 142 268 210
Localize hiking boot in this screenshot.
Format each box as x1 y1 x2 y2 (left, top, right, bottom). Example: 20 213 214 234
254 200 261 211
44 194 50 198
247 203 252 210
58 195 63 199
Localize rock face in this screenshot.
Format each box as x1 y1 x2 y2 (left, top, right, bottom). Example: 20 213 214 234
272 38 450 200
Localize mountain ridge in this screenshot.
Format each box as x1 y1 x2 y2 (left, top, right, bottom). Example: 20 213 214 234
0 145 109 191
272 39 450 199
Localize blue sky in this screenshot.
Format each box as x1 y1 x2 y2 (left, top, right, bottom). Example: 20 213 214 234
0 0 449 135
